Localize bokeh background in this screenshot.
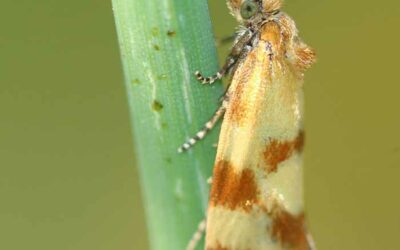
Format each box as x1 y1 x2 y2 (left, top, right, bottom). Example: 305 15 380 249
1 0 399 250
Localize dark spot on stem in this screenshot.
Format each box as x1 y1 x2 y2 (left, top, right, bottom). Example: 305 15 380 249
131 79 141 85
153 44 160 51
167 30 176 37
152 100 163 112
151 27 159 36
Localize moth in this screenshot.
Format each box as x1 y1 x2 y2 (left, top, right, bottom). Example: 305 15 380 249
179 0 316 249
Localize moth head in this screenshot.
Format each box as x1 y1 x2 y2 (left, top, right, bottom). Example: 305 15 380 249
227 0 283 22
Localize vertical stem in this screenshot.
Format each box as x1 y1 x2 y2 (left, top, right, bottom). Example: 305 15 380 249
112 0 223 249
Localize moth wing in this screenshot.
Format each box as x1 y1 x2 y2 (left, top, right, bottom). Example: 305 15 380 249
206 21 311 250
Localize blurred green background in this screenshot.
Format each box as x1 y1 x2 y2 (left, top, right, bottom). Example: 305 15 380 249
1 0 399 250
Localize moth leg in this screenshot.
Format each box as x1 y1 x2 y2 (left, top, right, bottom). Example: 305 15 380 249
194 57 235 85
186 218 207 250
178 103 226 153
194 28 255 85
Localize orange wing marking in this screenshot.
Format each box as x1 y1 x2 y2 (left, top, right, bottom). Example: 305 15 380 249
206 241 230 250
210 160 259 212
263 131 304 173
268 201 309 250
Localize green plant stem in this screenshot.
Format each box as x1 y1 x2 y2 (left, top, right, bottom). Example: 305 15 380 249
112 0 223 249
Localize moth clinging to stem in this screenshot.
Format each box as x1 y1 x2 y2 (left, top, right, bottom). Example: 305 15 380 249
179 0 316 249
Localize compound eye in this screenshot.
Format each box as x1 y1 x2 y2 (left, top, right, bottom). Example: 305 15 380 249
240 1 258 19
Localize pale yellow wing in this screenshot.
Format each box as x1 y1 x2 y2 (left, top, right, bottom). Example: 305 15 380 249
205 20 313 250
